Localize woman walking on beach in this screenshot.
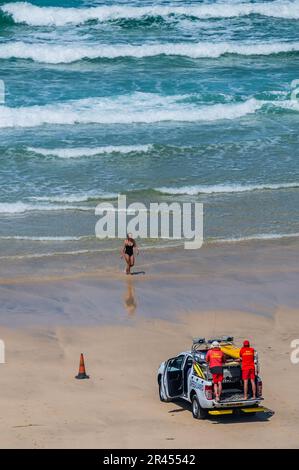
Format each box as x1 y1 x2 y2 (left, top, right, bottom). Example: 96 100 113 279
121 233 139 275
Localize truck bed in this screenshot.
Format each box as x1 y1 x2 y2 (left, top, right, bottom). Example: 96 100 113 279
220 392 246 403
220 389 263 403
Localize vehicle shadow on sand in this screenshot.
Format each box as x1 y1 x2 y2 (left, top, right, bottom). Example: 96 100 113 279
169 399 274 423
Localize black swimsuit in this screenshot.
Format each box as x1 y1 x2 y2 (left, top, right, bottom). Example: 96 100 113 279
125 242 134 256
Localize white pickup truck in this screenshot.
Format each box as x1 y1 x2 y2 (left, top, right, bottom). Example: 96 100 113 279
157 336 266 419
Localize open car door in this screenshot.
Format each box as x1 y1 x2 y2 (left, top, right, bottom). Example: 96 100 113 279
163 355 185 399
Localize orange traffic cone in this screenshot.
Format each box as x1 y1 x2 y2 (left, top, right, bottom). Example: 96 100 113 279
75 353 90 379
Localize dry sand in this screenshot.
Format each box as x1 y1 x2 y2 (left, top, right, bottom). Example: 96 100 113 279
0 239 298 448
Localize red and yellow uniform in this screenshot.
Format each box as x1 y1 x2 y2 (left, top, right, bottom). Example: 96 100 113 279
206 348 225 384
239 346 255 380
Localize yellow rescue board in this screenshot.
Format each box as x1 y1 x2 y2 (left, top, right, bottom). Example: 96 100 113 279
220 343 240 359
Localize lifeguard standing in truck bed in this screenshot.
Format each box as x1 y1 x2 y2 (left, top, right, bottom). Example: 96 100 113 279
239 340 256 400
206 341 226 402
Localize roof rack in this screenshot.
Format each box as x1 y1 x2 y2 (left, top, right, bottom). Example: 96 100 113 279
192 335 234 352
192 337 207 353
207 335 234 344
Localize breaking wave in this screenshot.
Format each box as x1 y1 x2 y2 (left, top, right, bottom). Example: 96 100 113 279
1 41 299 63
2 1 299 26
29 191 118 203
155 182 299 195
213 232 299 243
27 144 153 158
0 235 88 241
0 202 93 214
0 93 263 128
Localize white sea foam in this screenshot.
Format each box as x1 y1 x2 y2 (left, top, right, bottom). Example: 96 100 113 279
29 191 118 203
156 182 299 195
1 41 299 63
28 144 153 158
0 202 93 214
0 235 87 241
0 93 262 128
3 1 299 26
0 249 105 260
214 232 299 243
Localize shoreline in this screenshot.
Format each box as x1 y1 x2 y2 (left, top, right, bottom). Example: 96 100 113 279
0 236 298 327
1 232 299 262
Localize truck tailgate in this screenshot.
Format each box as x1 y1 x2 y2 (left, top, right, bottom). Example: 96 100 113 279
213 397 263 408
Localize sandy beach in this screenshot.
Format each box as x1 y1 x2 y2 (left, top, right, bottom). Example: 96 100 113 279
2 0 299 453
0 239 298 448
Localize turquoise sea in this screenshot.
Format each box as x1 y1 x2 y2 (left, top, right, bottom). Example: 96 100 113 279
1 0 299 258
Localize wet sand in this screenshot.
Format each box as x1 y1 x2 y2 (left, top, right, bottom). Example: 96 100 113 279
0 239 298 448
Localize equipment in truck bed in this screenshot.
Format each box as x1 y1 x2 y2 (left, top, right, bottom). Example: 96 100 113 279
192 335 241 360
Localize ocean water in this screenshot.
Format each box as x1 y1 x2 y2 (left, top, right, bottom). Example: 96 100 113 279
1 0 299 258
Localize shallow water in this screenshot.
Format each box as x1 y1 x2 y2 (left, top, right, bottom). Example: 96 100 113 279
0 238 298 326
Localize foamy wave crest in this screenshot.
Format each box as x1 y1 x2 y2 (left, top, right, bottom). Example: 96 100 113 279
156 182 299 195
0 235 88 241
214 232 299 243
29 191 118 203
28 144 152 158
3 1 299 26
0 93 262 128
0 202 93 214
1 41 299 64
0 249 104 260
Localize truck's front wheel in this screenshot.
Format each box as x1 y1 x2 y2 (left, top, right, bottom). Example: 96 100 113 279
192 396 207 420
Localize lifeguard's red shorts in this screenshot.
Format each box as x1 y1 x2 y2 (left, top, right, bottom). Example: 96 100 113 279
212 373 223 384
242 368 255 380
